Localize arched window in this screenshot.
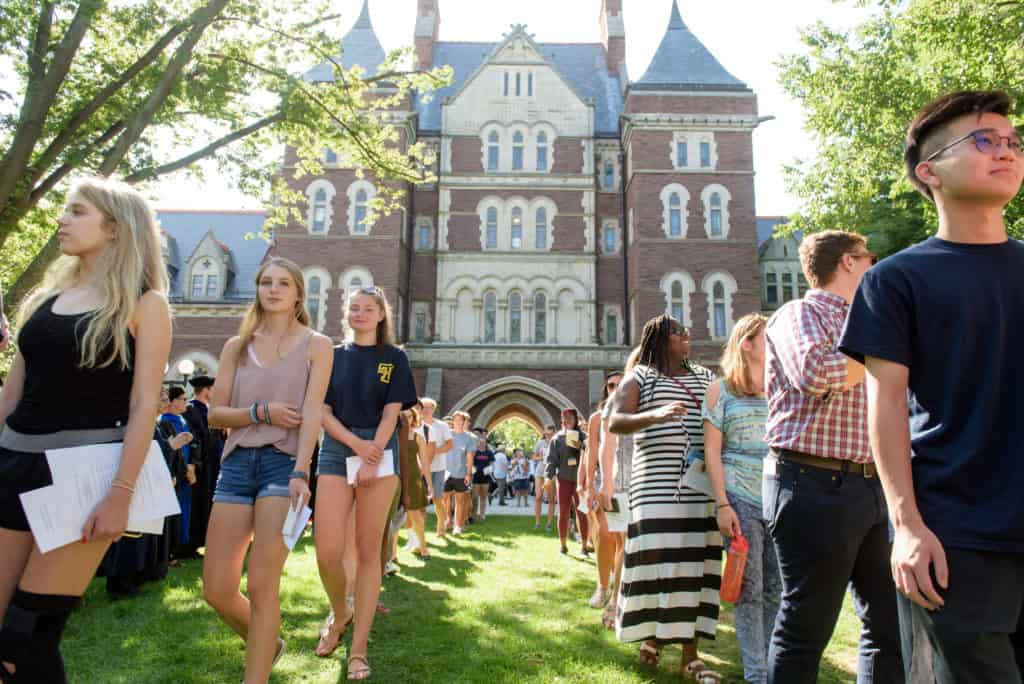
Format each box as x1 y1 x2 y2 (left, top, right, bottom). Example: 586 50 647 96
487 131 500 171
604 224 616 253
512 131 524 171
603 161 614 190
709 192 723 237
509 293 522 343
534 292 547 343
486 207 498 249
311 189 328 234
765 270 779 307
781 272 794 303
418 221 431 249
511 207 523 249
415 310 427 342
669 193 682 237
712 281 727 338
190 257 219 300
307 275 322 329
503 72 509 96
535 207 547 249
536 131 548 172
484 292 497 343
354 190 368 233
515 72 521 96
670 281 685 323
527 72 533 96
605 310 618 345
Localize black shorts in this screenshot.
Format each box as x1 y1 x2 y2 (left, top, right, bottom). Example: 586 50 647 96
0 446 53 531
443 476 468 493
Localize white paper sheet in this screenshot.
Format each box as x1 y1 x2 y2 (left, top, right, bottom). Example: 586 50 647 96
345 450 395 485
19 441 180 553
281 502 312 550
604 493 630 533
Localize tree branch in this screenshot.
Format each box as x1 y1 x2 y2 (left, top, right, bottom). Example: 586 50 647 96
122 111 285 183
29 120 126 206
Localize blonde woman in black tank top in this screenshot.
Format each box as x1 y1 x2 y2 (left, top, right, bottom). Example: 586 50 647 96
0 178 171 683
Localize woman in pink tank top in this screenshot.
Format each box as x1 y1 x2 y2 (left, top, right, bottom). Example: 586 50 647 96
202 258 333 684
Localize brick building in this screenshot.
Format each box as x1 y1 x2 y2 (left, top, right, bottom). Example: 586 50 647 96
164 0 791 432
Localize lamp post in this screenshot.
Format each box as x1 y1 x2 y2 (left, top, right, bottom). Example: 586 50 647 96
177 359 195 394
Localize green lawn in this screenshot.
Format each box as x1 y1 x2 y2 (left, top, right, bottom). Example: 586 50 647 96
63 515 860 683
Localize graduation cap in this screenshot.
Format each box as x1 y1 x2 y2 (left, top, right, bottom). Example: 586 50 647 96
188 375 215 390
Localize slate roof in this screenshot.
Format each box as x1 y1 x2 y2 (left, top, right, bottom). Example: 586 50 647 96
634 0 747 91
157 210 269 301
304 0 386 82
757 216 802 253
416 41 624 136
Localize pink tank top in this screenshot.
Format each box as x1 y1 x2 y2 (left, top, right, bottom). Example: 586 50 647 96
222 330 313 460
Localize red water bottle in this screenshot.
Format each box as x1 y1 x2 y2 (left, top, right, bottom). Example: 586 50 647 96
721 534 748 603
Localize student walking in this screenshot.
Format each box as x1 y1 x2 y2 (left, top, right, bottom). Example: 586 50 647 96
840 90 1024 683
546 409 588 556
312 286 417 680
202 257 333 684
0 178 171 683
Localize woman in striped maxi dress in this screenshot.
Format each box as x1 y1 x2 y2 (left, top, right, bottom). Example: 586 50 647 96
607 314 723 683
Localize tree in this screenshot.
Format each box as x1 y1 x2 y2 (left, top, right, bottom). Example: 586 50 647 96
487 417 541 454
777 0 1024 255
0 0 451 315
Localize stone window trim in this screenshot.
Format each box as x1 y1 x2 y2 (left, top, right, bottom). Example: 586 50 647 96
701 271 738 340
302 266 332 332
660 270 696 330
479 122 556 173
415 216 434 251
598 151 618 192
670 131 718 172
601 220 620 255
304 179 336 235
476 196 557 252
659 183 691 239
187 255 223 302
602 304 622 345
411 300 432 342
345 180 376 236
700 183 732 239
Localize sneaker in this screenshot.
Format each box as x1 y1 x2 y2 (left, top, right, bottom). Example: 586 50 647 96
560 545 568 555
403 532 420 552
588 587 609 609
545 522 552 532
384 561 398 576
452 526 463 536
534 522 541 530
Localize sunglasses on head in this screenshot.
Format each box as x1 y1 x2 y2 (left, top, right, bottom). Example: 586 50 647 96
849 251 878 266
353 286 382 295
669 326 690 338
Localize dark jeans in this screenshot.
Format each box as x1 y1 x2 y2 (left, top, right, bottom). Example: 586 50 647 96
897 547 1024 683
764 457 903 684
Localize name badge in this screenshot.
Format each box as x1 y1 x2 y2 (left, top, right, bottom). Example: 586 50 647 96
567 458 578 467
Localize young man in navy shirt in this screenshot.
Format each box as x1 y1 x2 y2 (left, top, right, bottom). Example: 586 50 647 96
839 90 1024 682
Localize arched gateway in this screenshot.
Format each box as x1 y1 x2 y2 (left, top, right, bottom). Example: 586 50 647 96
450 376 581 434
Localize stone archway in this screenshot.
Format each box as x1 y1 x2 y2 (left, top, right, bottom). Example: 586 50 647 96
450 375 579 434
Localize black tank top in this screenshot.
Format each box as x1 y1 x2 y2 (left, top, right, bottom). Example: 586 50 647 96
7 295 134 434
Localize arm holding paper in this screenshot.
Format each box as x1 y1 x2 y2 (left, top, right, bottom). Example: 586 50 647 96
83 291 171 543
359 402 401 486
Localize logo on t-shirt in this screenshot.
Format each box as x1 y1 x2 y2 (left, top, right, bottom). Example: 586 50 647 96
377 363 394 384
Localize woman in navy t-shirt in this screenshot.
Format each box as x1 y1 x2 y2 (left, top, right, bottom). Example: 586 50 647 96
312 286 417 680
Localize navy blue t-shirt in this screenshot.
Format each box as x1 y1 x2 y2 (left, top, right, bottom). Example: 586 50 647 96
838 237 1024 552
324 343 418 429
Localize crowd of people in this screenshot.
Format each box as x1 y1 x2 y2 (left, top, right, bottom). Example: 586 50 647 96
0 88 1021 684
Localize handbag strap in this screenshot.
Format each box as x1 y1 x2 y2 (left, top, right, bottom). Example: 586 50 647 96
662 371 704 407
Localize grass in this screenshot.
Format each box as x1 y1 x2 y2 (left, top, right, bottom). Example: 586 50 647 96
63 515 861 683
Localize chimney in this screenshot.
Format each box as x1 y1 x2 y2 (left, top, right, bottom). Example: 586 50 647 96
599 0 625 73
415 0 440 71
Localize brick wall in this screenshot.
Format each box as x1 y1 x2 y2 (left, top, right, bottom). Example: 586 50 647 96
626 93 758 117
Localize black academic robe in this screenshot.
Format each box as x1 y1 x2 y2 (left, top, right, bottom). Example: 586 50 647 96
183 400 221 549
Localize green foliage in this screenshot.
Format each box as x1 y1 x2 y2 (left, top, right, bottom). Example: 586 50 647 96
487 417 541 454
777 0 1024 254
0 0 452 317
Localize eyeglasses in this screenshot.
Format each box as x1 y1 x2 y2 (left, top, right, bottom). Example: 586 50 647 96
925 128 1024 162
669 327 690 338
849 251 878 266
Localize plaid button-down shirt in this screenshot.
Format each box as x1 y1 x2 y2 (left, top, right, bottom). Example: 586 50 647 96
764 290 871 463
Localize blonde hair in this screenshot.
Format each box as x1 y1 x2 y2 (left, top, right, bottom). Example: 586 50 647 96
719 313 768 397
345 285 395 347
452 410 471 422
19 177 168 369
624 346 642 372
236 257 310 365
420 397 437 409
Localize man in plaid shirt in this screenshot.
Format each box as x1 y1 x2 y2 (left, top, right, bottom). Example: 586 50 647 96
763 230 902 683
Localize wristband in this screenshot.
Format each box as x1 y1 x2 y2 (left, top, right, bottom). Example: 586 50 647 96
249 402 260 424
263 401 272 425
717 502 732 510
289 470 309 481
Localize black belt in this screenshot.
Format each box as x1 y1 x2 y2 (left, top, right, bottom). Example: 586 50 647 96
772 448 876 478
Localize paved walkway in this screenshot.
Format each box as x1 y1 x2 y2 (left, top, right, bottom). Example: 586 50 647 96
427 495 552 517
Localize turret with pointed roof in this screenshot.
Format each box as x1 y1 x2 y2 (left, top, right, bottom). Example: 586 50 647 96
633 0 747 92
304 0 386 82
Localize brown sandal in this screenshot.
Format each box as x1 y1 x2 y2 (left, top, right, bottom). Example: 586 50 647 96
601 604 616 630
315 609 353 658
683 658 722 683
638 641 660 666
347 654 372 680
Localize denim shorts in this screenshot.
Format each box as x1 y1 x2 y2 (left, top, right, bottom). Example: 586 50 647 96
317 426 399 479
213 445 294 505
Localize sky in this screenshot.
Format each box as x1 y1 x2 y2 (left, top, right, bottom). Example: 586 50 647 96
149 0 876 215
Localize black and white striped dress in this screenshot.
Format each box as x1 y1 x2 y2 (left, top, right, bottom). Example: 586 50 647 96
616 363 722 644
